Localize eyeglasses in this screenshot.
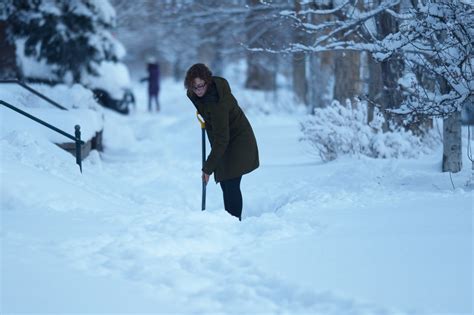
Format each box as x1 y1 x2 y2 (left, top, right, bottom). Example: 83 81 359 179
192 82 207 91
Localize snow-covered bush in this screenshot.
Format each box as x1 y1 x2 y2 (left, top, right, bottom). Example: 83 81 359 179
300 100 439 162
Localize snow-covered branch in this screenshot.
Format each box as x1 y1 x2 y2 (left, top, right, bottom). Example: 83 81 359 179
258 0 474 118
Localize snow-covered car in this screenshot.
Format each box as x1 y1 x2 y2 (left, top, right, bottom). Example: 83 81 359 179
83 61 135 114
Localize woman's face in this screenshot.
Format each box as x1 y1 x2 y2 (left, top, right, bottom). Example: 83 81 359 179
192 77 207 97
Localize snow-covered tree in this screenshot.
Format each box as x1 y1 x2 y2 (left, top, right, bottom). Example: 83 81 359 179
382 1 472 117
5 0 124 83
110 0 292 88
0 0 20 79
391 0 473 172
259 0 472 172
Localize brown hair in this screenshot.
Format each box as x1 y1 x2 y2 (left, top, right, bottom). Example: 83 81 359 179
184 63 213 91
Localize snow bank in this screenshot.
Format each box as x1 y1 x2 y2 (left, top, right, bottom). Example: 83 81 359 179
1 78 472 314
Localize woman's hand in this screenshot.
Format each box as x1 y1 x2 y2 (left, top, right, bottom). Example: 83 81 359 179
202 172 210 185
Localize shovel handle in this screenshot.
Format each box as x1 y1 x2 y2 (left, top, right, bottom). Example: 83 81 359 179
197 111 207 211
202 179 206 211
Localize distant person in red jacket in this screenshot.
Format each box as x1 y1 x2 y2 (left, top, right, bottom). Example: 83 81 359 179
141 57 160 112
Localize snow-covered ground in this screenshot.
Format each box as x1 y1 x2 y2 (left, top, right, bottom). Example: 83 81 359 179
1 78 472 314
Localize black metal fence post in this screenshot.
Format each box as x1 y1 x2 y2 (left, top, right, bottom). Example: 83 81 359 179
75 125 82 173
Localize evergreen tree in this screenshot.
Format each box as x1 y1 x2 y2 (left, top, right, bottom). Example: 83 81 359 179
0 0 21 79
6 0 124 83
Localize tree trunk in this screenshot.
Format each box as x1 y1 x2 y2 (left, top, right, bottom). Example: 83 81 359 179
375 4 403 129
409 61 435 135
379 57 403 125
292 52 307 104
308 2 333 111
333 50 360 105
307 53 319 112
442 111 462 173
197 38 214 68
367 54 383 124
308 52 333 110
245 0 276 91
292 0 308 105
245 51 276 91
210 29 225 76
331 0 361 106
0 20 20 79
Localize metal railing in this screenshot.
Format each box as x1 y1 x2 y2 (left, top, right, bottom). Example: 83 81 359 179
0 79 68 110
0 80 84 172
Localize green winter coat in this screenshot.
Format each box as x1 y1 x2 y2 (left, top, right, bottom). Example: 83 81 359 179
187 76 259 182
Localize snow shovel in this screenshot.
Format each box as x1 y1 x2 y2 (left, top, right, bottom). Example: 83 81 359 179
196 112 206 211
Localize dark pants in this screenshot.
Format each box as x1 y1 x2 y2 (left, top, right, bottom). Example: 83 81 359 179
220 176 242 221
148 93 160 111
